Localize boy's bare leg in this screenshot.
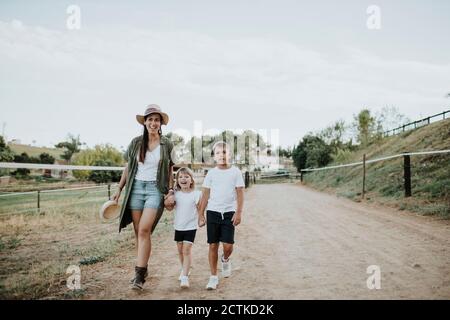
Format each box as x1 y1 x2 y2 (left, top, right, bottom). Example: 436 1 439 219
209 243 219 275
222 243 233 260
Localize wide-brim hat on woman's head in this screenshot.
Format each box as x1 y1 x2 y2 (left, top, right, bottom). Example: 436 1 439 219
99 200 121 221
136 104 169 125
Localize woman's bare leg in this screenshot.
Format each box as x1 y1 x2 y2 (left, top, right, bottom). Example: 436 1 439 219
136 208 158 268
131 210 142 250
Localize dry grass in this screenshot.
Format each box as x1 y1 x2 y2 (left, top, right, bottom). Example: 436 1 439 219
0 194 135 299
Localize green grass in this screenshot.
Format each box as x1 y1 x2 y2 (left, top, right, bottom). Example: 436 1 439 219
303 119 450 218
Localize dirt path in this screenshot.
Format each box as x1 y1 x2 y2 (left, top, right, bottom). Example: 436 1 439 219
82 183 450 299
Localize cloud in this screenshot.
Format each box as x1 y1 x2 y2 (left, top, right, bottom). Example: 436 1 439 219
1 19 449 148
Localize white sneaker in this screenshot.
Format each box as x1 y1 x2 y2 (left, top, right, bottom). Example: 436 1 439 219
180 276 190 288
221 256 232 278
206 275 219 290
178 269 191 281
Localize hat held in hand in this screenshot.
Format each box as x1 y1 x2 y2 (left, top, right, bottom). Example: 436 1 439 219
99 200 121 221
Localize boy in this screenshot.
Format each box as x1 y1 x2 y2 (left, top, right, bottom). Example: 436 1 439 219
198 141 245 290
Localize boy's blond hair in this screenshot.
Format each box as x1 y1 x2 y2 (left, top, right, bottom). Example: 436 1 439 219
175 167 196 191
212 140 231 154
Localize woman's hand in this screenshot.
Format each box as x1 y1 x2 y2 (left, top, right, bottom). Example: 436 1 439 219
112 189 121 202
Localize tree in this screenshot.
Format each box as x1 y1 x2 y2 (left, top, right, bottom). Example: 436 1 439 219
292 134 333 171
0 135 14 163
353 109 376 147
39 153 55 164
72 144 124 182
277 147 292 158
319 120 347 155
55 134 83 163
88 159 122 183
374 106 410 136
11 152 37 177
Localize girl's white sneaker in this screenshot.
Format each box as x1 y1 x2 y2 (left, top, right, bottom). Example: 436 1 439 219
180 276 190 288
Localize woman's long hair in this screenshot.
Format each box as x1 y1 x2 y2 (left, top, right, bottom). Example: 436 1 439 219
139 115 162 163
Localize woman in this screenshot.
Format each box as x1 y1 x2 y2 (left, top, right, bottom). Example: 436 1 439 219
113 104 175 290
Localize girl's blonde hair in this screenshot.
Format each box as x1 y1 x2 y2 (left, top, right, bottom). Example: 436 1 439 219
175 167 196 191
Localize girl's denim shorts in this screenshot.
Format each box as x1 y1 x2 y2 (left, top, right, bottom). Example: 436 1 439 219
128 180 162 210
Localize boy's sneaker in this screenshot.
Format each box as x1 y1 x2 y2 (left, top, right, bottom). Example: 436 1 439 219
206 275 219 290
221 256 232 278
180 276 190 289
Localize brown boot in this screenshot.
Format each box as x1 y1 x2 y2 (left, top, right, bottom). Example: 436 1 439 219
129 266 148 284
131 266 147 291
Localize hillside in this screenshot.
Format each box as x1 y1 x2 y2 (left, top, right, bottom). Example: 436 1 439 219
302 118 450 217
8 143 64 160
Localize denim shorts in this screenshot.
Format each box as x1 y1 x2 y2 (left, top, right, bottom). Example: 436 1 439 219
128 180 162 210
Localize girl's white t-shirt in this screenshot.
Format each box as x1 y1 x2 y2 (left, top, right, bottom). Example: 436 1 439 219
202 166 245 213
174 190 202 231
135 145 160 181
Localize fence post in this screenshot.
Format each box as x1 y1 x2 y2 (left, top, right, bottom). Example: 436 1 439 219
300 171 303 183
404 154 412 197
108 184 111 200
37 190 40 213
362 154 366 199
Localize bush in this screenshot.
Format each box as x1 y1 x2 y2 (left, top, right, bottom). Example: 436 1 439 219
72 144 124 182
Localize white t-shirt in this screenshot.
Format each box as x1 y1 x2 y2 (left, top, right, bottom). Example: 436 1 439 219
173 190 202 231
202 166 245 213
135 145 160 181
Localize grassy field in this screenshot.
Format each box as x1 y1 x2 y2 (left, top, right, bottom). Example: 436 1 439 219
0 185 148 299
302 118 450 218
8 143 64 160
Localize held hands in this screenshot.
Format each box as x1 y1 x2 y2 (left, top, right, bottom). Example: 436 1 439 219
198 215 206 228
164 190 175 211
231 211 242 226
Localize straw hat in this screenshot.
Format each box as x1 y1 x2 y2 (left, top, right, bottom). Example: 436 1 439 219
136 104 169 125
99 200 121 221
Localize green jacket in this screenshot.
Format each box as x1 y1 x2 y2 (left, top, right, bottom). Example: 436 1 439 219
118 135 174 233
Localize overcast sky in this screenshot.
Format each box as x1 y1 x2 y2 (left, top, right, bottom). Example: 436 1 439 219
1 0 449 150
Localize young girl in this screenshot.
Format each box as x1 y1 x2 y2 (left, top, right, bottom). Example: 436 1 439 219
166 167 201 288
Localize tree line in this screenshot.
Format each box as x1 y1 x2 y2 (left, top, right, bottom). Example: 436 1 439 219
286 106 410 171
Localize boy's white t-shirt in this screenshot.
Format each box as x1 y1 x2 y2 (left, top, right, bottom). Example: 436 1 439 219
202 166 245 213
173 190 201 231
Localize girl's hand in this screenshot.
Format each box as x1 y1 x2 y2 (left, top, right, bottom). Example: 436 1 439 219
164 193 175 210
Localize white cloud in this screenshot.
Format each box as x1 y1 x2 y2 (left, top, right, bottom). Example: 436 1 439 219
0 20 449 149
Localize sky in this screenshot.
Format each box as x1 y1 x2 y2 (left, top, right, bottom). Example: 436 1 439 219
1 0 449 151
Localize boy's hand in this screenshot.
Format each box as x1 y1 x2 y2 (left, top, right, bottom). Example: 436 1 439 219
231 211 242 226
198 215 206 227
